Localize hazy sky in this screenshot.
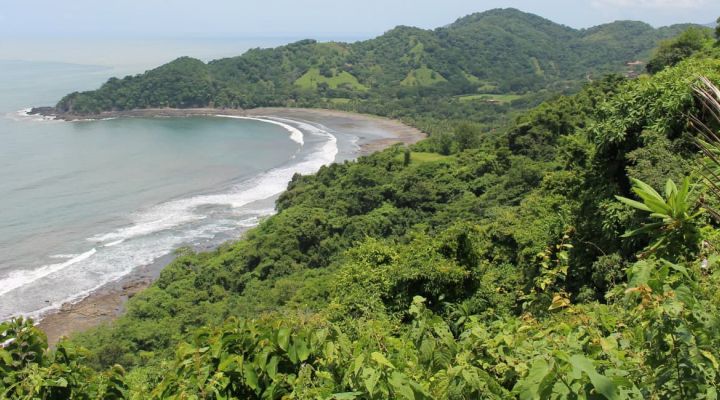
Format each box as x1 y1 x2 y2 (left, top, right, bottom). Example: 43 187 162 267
1 0 718 39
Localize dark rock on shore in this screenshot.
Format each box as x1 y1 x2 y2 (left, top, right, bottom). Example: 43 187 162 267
28 106 58 116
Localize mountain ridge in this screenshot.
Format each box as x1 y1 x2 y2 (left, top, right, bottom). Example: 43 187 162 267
53 8 698 115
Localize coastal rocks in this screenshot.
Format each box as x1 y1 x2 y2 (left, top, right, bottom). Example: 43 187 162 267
28 106 59 118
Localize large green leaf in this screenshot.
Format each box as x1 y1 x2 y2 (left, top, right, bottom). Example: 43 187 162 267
277 328 290 352
295 338 310 362
514 358 553 400
665 179 678 198
244 363 259 391
328 392 364 400
621 222 664 238
371 352 395 369
389 371 415 400
266 356 279 380
615 196 651 212
568 355 619 400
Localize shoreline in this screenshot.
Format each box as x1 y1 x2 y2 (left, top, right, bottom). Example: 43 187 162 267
29 107 424 156
34 107 426 345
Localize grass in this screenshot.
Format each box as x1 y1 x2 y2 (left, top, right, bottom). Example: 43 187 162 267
475 80 500 92
455 93 524 103
407 41 425 63
328 98 352 104
462 71 482 84
395 151 450 164
530 57 544 77
400 66 447 87
295 68 368 91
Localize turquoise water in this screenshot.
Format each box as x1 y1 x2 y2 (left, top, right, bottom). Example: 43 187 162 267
0 60 341 319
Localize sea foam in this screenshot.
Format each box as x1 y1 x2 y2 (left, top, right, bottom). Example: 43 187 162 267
0 117 338 321
0 248 97 297
88 117 335 244
9 108 58 122
216 115 305 145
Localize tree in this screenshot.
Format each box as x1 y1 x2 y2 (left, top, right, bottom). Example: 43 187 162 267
646 27 712 74
454 122 480 151
435 132 453 155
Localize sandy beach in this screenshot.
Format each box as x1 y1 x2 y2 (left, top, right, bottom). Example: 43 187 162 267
35 107 424 156
35 107 425 345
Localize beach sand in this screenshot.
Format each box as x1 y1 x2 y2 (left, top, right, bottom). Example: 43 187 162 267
36 107 425 345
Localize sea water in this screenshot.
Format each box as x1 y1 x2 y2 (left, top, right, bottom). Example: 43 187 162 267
0 58 346 320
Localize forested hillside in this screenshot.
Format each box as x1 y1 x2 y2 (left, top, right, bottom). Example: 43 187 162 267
5 21 720 396
54 8 695 120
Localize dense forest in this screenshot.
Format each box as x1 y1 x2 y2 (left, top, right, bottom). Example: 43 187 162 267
54 8 695 123
4 11 720 400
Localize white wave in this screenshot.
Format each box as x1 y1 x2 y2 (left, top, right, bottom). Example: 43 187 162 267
216 115 305 145
9 108 58 122
13 220 258 322
0 248 97 297
74 117 117 122
87 208 207 243
236 217 260 227
49 254 79 259
0 116 340 321
232 206 276 216
88 118 337 244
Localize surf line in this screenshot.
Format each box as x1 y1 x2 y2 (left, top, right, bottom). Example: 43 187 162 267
215 115 305 145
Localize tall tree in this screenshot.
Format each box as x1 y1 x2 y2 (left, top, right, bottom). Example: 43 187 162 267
646 27 712 74
454 122 481 151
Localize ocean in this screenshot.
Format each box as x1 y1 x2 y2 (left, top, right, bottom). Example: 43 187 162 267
0 41 366 320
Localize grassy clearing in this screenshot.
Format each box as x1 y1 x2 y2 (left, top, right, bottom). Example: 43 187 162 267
463 71 482 84
408 41 425 62
400 66 447 87
455 93 524 103
328 98 353 104
530 57 544 77
475 80 500 92
395 151 450 164
295 68 368 91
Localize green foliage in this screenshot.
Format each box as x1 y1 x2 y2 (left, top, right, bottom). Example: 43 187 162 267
592 58 720 148
12 29 720 400
0 318 128 399
55 9 691 119
394 151 448 165
452 123 481 152
521 233 573 314
646 27 714 74
616 177 702 260
295 68 368 91
456 94 524 103
400 67 447 87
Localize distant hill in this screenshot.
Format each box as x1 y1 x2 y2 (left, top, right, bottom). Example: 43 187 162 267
55 8 695 114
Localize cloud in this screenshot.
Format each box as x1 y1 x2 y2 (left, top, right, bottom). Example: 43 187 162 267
592 0 707 9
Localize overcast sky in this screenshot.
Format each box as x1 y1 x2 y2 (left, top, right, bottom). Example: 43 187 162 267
1 0 718 39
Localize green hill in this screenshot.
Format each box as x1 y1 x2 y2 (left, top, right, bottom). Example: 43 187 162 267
8 52 720 399
55 8 693 115
400 66 447 87
7 14 720 399
294 67 368 91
